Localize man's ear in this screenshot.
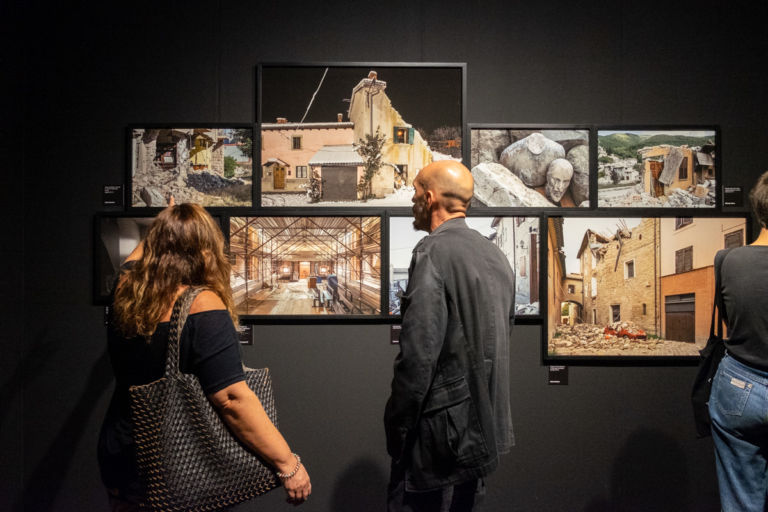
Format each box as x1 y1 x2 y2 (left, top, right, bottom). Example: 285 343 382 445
424 189 436 208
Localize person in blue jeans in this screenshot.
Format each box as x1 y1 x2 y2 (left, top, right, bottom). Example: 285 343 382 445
709 170 768 511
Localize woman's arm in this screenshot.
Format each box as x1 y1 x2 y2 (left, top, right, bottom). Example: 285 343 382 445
208 382 311 503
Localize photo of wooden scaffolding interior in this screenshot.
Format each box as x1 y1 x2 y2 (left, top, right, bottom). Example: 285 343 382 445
230 216 382 316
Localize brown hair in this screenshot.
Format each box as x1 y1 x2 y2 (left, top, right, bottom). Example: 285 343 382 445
750 170 768 229
113 203 237 338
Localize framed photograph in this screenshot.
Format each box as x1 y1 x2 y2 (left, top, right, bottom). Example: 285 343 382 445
128 125 254 208
544 214 749 363
257 63 465 207
596 127 718 208
389 215 542 320
469 125 592 208
229 215 383 320
94 213 225 304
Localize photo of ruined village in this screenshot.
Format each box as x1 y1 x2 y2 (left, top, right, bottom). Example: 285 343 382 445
229 216 381 316
259 66 463 206
597 130 717 208
547 215 746 358
130 127 253 208
389 216 540 317
470 128 590 208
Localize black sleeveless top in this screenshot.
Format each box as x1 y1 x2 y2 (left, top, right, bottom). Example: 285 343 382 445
97 279 245 500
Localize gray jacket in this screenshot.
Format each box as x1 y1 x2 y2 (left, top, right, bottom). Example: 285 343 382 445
384 217 515 491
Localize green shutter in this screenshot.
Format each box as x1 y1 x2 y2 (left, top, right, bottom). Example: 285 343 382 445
408 127 414 144
393 126 398 141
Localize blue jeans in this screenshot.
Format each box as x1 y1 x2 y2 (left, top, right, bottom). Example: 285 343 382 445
709 353 768 512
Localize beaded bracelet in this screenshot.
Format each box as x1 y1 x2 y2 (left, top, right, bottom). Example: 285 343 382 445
276 453 301 480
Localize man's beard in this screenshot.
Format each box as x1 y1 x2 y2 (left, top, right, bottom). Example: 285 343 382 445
412 196 430 232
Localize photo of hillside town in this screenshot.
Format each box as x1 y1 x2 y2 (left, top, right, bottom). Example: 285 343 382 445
389 216 540 317
470 128 590 207
597 130 717 208
230 216 381 317
547 215 746 358
130 127 253 207
259 65 463 207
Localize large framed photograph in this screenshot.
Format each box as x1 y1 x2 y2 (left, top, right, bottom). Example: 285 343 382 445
469 125 592 208
389 215 541 320
545 214 748 362
128 125 254 208
229 216 383 320
257 63 465 207
596 127 718 208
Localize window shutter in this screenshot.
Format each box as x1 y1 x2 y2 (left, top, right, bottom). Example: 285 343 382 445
408 127 415 144
393 127 398 141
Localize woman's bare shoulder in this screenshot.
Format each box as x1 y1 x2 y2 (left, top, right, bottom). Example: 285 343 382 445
190 289 226 314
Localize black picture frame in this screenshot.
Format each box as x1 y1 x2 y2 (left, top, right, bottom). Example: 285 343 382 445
595 126 720 211
388 213 543 323
126 124 256 211
467 124 595 210
256 62 466 210
227 213 385 323
542 211 750 364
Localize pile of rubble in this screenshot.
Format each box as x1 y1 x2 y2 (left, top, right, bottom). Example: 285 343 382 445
550 321 665 352
515 302 539 316
599 181 715 208
132 166 251 207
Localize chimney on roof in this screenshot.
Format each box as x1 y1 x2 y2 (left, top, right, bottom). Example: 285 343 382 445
337 113 343 122
368 70 377 80
276 117 287 124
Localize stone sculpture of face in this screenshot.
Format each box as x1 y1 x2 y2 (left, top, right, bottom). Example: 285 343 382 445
545 159 574 203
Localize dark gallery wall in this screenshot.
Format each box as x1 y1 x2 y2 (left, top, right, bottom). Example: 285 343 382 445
9 1 768 510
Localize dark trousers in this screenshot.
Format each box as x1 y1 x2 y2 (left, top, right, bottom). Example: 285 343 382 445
387 463 484 512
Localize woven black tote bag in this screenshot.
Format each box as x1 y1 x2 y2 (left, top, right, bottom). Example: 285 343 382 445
129 287 280 511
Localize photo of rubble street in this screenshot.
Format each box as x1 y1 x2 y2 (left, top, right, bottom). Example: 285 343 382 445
547 216 746 358
597 130 717 208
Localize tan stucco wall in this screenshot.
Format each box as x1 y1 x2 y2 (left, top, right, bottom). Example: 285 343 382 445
659 217 747 276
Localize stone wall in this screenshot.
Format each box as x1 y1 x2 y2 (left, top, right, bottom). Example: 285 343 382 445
593 218 660 335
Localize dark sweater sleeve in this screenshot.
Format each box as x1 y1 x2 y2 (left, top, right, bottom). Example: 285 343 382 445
183 311 246 394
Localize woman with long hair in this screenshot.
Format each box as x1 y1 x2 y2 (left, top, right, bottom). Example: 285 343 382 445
98 202 310 510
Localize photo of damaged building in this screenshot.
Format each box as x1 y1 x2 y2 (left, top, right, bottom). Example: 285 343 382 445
548 216 746 357
389 216 539 316
131 127 252 207
260 66 462 206
229 216 381 316
597 130 717 208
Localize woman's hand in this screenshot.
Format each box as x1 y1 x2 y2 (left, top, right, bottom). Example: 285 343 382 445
280 461 311 505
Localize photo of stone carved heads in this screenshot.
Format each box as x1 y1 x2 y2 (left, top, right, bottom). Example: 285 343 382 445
469 127 590 208
546 215 747 360
229 216 382 317
259 64 463 207
93 215 154 303
129 126 253 208
389 216 540 318
597 129 717 208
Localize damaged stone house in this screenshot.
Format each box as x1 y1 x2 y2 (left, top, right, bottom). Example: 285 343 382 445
659 217 746 346
561 273 583 325
575 219 661 337
640 143 715 199
132 128 228 177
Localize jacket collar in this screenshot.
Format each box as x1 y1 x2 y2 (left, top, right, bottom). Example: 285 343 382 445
430 216 467 236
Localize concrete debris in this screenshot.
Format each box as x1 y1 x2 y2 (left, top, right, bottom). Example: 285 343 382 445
551 322 667 352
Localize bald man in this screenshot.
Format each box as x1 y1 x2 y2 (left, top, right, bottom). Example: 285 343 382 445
385 161 516 512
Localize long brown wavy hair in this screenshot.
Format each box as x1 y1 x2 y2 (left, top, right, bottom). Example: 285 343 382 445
113 203 237 338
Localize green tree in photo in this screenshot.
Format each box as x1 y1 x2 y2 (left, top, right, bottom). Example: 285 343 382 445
224 156 237 178
354 127 387 201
